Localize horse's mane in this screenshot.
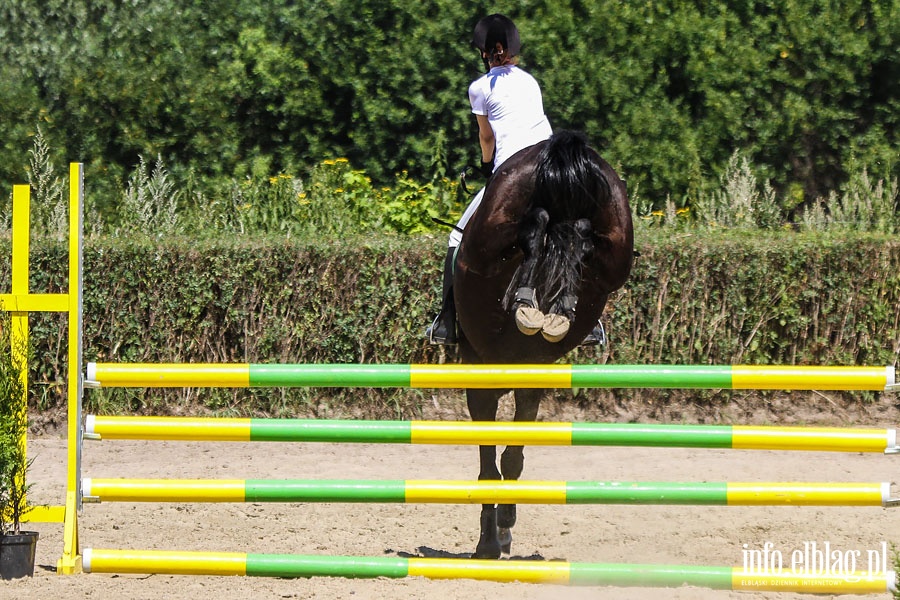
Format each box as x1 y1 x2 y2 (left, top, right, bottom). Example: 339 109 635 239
527 131 611 311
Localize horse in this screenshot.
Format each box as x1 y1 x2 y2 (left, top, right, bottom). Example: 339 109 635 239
453 130 634 559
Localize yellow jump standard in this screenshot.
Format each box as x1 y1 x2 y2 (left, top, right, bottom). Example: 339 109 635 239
1 166 85 574
85 362 896 390
81 549 896 594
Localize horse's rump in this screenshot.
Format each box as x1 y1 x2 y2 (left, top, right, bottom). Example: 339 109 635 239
454 130 633 364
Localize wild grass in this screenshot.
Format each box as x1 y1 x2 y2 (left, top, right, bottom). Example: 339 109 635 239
637 149 897 234
118 155 180 237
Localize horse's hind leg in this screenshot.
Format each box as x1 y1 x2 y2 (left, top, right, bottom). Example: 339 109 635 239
466 388 505 559
512 208 549 336
497 388 542 554
543 218 594 342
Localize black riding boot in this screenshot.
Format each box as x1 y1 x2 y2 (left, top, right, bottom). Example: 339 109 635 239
426 248 458 345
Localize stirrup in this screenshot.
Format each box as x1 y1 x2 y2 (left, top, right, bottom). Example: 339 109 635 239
426 316 458 345
581 321 607 347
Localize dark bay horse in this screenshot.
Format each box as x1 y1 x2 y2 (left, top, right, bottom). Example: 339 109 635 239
453 130 634 558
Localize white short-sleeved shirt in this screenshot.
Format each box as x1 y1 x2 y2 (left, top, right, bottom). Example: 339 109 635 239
468 65 553 170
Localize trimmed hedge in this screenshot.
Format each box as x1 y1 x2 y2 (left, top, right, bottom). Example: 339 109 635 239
4 232 899 418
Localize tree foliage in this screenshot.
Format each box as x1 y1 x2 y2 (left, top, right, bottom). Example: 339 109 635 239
0 0 896 210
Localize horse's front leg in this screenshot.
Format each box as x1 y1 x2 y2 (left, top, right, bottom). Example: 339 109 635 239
496 388 542 554
466 388 505 559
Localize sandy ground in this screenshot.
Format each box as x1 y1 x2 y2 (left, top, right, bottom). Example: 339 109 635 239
6 399 900 600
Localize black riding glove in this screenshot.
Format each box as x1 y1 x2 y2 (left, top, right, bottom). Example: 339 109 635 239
479 160 494 178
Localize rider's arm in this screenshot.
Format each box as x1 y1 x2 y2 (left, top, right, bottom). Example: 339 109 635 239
476 114 495 163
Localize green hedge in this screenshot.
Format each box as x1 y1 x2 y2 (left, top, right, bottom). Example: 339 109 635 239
4 231 899 418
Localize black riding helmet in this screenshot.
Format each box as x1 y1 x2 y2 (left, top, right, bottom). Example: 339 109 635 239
472 14 521 70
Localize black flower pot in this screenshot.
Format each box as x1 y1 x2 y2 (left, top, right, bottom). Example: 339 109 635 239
0 531 39 579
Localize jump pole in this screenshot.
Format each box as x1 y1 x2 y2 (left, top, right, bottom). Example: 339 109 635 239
84 415 900 453
81 549 896 594
81 478 894 507
85 362 897 391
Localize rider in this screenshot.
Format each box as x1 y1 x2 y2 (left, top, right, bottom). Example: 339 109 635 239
427 14 552 345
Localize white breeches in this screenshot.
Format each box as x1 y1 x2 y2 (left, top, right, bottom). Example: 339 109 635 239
448 187 485 248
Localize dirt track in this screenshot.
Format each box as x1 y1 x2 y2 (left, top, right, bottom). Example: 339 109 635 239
7 395 900 600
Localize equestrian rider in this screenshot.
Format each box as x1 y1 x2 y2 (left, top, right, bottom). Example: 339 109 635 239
427 14 552 345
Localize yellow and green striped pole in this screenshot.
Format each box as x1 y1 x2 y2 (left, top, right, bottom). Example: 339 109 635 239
85 362 896 391
81 549 896 593
84 416 899 453
81 478 892 506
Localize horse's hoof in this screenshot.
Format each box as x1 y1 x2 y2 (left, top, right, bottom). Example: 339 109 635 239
515 306 545 335
473 543 502 560
541 314 570 342
498 527 512 555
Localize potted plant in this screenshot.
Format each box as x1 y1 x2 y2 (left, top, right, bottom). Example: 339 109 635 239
0 314 38 579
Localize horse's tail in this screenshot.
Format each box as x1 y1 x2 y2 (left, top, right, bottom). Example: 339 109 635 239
530 131 610 311
534 130 611 221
